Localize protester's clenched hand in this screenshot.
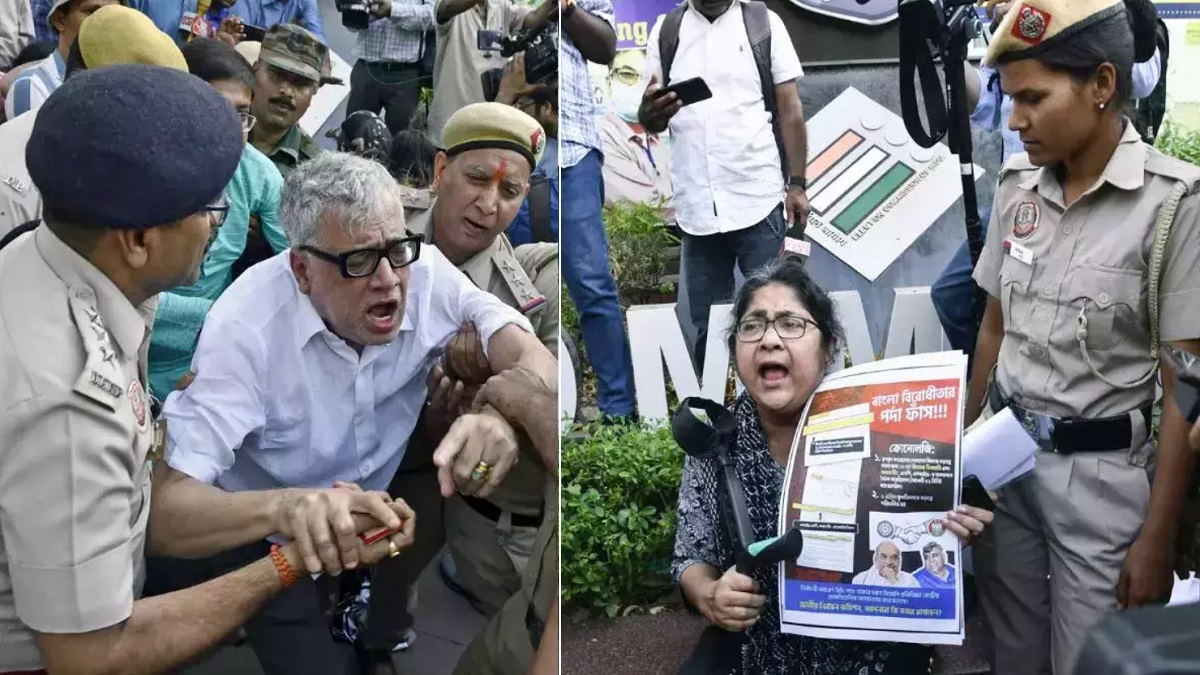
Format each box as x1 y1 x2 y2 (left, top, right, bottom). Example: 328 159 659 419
638 74 682 133
217 15 244 46
426 362 480 422
444 322 492 384
944 504 994 546
369 0 391 19
1118 531 1175 609
432 407 519 499
272 485 402 575
704 568 766 632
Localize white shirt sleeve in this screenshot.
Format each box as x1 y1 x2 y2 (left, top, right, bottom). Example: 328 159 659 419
161 315 268 485
425 247 533 359
768 10 803 84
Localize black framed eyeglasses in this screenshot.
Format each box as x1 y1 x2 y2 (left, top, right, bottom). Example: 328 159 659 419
300 234 423 279
203 192 230 229
735 315 818 343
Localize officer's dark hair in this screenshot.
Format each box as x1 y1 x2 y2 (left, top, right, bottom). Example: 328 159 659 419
182 38 256 92
522 83 558 113
63 38 87 80
1005 0 1157 108
390 130 437 188
9 40 56 70
727 257 844 366
41 204 106 256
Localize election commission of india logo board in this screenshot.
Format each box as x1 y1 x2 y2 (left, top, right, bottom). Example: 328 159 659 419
803 87 986 282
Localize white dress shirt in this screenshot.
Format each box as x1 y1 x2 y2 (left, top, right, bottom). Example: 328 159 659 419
640 0 802 237
162 246 532 493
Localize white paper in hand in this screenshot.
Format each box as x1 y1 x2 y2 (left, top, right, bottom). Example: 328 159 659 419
962 408 1038 491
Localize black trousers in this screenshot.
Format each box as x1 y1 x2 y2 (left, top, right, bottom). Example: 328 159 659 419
346 60 424 134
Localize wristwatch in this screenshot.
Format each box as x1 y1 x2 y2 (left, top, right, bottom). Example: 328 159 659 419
787 176 807 191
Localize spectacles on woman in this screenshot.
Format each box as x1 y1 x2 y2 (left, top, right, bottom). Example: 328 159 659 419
300 234 423 279
239 111 257 132
735 315 818 343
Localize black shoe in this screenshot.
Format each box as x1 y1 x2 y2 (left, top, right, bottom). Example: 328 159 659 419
438 554 486 615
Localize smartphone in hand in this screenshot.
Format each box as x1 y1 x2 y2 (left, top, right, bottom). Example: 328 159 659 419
655 76 713 107
242 23 267 41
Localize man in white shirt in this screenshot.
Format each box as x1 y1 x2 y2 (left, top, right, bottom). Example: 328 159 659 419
638 0 810 368
157 153 557 675
852 542 920 588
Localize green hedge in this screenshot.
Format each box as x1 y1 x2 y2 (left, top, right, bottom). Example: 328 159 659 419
1156 122 1200 166
561 422 685 617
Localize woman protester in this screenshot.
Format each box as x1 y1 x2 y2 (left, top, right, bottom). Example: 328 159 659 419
964 0 1200 671
673 258 994 674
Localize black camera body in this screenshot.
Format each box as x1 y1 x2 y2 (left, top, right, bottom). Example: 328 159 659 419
479 20 559 102
335 0 370 30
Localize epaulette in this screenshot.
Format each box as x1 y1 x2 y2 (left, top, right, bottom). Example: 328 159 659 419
997 152 1038 183
494 236 545 315
67 285 126 412
1145 147 1200 192
399 185 436 211
2 174 30 196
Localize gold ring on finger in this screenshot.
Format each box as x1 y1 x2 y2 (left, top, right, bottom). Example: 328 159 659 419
388 539 400 558
470 460 492 482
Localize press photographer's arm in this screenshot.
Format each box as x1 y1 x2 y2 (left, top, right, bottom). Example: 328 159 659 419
562 0 616 65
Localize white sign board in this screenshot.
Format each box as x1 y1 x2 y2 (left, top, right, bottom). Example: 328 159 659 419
560 287 949 429
802 87 985 281
298 49 352 138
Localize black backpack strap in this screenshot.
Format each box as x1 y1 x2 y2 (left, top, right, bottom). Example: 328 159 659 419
742 1 787 180
529 175 553 243
897 0 948 148
658 4 687 89
0 219 39 252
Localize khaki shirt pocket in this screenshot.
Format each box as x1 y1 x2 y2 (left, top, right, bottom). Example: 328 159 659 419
1067 265 1142 352
999 256 1034 332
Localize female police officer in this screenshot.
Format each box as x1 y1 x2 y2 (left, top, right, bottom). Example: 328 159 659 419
963 0 1200 672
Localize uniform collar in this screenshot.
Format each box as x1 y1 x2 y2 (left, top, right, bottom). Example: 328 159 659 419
34 226 155 359
1018 119 1146 200
417 198 499 289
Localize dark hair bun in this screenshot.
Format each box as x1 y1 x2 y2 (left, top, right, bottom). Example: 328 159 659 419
1123 0 1160 63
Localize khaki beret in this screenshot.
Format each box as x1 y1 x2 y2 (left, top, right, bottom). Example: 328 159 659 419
984 0 1126 67
441 102 547 170
78 5 188 72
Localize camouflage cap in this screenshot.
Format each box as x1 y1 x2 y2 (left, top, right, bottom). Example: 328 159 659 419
259 24 326 83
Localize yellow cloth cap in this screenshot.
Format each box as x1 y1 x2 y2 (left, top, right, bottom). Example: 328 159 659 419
79 5 188 72
441 102 547 169
984 0 1126 67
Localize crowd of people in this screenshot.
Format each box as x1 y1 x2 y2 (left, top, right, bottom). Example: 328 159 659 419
0 0 564 673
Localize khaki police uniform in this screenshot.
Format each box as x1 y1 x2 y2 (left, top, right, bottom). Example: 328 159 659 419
407 196 559 614
0 227 158 672
452 477 558 675
970 121 1200 673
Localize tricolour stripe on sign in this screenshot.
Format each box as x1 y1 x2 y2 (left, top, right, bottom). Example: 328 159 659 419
831 162 916 234
806 130 864 185
809 146 888 216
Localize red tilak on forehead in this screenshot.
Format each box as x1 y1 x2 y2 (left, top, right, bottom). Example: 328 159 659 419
492 159 508 183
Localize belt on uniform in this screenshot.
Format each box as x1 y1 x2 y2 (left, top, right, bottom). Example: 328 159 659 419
988 384 1151 454
461 494 542 528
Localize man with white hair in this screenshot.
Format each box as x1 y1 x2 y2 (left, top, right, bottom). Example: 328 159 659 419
157 152 557 675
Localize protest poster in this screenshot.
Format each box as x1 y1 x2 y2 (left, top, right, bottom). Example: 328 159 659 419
778 351 968 645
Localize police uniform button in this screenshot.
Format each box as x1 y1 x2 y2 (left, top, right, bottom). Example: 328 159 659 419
1042 284 1055 297
1062 225 1073 235
1099 292 1110 304
75 288 93 300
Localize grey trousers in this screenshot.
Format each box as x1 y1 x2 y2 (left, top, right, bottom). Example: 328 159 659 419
971 403 1155 674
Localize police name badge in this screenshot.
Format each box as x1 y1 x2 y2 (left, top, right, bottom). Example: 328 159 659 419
150 419 167 462
1003 238 1035 265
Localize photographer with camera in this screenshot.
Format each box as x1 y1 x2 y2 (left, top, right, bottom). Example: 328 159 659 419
927 0 1161 361
425 0 555 146
343 0 434 134
560 0 637 423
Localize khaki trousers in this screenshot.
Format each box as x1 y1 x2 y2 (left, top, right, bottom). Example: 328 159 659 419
971 404 1154 675
444 494 539 617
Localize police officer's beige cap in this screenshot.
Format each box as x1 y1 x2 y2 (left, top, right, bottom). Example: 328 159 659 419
441 102 547 170
47 0 124 27
77 5 188 73
984 0 1126 66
